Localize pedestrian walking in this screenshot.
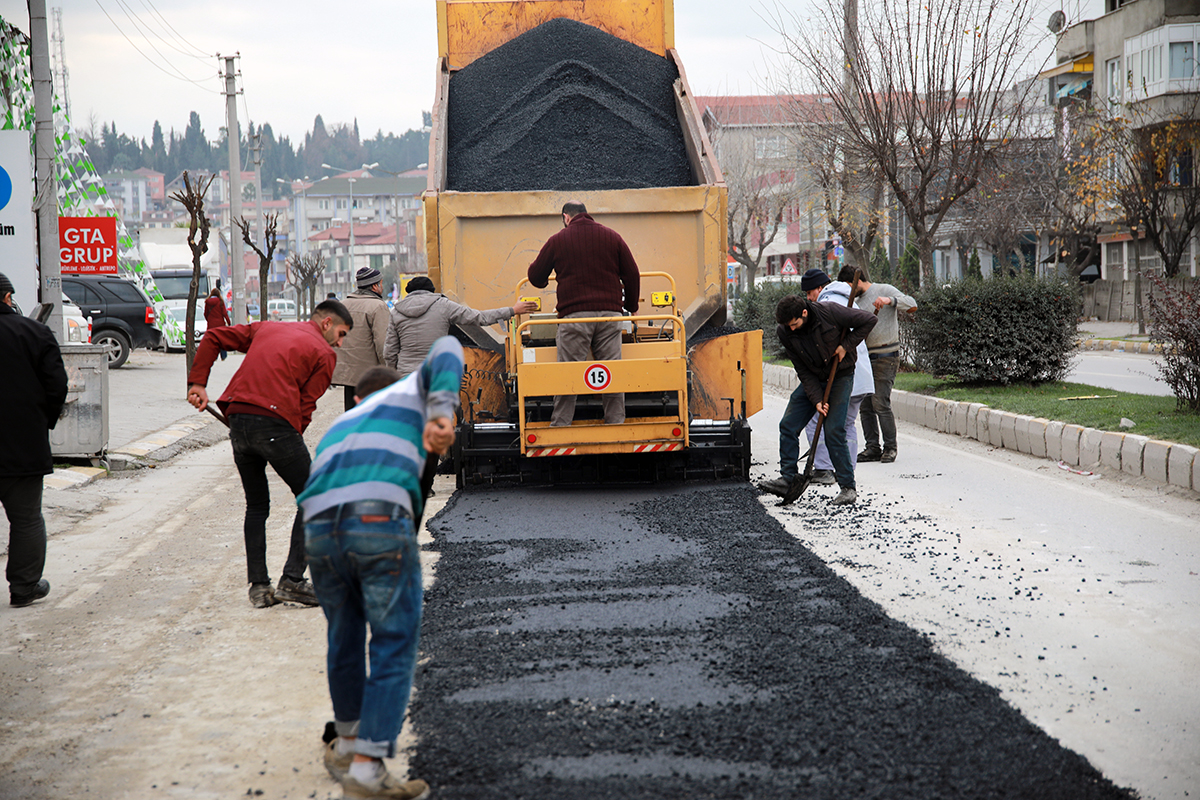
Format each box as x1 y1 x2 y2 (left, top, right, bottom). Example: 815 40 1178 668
186 299 353 608
299 336 464 800
852 268 917 463
203 286 231 360
332 267 392 411
527 200 640 426
0 273 68 607
760 290 876 505
384 276 535 378
799 269 875 486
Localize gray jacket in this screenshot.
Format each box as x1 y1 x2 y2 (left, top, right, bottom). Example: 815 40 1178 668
330 290 391 387
384 290 513 377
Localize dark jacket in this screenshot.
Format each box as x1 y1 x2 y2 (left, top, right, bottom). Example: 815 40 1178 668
0 303 69 476
528 213 640 317
187 320 337 434
777 301 877 406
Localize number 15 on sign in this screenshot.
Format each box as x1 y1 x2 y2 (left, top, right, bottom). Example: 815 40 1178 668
584 363 612 391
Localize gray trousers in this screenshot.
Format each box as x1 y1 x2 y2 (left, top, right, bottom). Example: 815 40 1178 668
860 353 899 451
552 310 624 426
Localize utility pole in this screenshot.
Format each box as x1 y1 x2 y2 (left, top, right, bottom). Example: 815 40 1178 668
30 0 61 340
252 133 265 296
223 55 245 324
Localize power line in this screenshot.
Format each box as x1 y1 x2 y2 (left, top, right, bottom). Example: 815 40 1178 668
92 0 220 92
136 0 212 59
110 0 212 65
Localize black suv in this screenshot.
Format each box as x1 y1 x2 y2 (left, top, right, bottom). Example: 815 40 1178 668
61 275 162 368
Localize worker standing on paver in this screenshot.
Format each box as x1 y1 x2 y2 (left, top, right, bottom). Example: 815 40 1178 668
0 272 68 608
527 200 640 426
852 267 916 464
332 267 392 411
186 300 353 609
299 336 463 800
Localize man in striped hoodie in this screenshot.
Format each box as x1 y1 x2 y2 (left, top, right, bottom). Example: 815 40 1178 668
298 336 463 800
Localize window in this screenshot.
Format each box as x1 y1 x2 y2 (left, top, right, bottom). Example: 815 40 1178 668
755 135 787 160
1106 58 1122 103
101 280 148 304
1105 242 1124 274
1170 41 1194 78
1170 149 1194 187
336 199 347 209
318 199 330 210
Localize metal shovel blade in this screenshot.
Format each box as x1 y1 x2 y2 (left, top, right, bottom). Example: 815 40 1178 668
780 473 812 506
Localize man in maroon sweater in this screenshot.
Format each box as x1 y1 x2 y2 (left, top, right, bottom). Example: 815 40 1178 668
528 201 640 426
187 299 352 608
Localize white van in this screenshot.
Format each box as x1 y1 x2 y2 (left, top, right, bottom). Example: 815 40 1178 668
267 299 297 321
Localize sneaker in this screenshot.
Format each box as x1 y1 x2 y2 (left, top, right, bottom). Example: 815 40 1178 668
880 448 897 463
249 582 279 608
831 487 858 505
275 575 319 606
758 477 792 497
858 448 882 462
342 762 430 800
324 738 352 782
811 469 836 485
10 579 50 607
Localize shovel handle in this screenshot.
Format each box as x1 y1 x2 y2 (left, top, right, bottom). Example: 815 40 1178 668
204 405 230 427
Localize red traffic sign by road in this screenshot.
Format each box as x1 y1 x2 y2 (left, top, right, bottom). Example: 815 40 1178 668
584 363 612 391
60 216 118 274
781 258 797 276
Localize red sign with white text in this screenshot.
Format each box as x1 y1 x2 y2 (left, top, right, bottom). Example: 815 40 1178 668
59 216 118 274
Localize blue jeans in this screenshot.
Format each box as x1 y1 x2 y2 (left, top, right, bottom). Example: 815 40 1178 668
779 372 855 489
229 414 312 585
305 502 423 759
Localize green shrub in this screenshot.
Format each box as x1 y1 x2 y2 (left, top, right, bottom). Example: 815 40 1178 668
906 275 1078 385
732 282 804 335
897 240 920 294
870 241 892 284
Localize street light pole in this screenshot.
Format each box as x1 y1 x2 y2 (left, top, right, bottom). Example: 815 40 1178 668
348 177 356 278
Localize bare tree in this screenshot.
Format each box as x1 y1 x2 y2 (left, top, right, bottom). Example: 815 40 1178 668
168 170 215 372
771 0 1044 285
715 123 802 290
286 252 327 317
235 213 279 322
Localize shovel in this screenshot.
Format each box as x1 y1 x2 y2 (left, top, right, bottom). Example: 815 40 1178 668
780 270 864 507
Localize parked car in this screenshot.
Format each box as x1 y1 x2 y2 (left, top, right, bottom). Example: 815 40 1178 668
20 293 91 344
61 275 162 368
267 298 297 321
165 305 207 351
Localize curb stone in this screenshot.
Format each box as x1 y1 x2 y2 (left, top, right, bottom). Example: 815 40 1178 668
762 361 1197 494
44 415 218 491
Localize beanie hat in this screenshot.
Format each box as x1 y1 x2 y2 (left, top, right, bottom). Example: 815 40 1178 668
356 267 382 289
406 276 436 294
0 272 13 299
800 268 831 292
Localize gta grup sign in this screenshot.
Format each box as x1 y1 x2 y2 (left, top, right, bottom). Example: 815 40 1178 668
59 216 118 274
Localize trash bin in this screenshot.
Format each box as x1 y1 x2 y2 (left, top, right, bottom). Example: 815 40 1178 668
51 344 109 462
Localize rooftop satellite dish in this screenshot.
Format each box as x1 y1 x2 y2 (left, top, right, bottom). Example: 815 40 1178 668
1048 10 1067 33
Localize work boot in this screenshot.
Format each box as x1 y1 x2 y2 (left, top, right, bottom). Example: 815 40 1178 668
341 760 430 800
831 487 858 505
324 738 352 782
759 476 792 497
811 469 836 485
880 447 897 463
249 582 279 608
275 575 319 606
858 447 882 462
10 578 50 607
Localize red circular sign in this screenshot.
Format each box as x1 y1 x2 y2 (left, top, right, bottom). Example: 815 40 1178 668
584 363 612 391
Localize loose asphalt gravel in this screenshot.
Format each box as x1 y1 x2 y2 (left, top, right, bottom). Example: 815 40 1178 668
409 482 1137 799
446 18 694 192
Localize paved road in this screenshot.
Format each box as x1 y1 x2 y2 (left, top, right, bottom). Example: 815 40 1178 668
1068 350 1172 397
750 393 1200 800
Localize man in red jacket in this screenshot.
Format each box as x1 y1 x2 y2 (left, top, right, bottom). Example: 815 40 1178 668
528 201 640 426
187 299 352 608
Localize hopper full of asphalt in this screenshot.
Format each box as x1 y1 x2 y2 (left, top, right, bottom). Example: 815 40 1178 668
446 18 694 192
410 484 1135 799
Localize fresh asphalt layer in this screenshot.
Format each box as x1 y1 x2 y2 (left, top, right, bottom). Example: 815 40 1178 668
410 482 1135 800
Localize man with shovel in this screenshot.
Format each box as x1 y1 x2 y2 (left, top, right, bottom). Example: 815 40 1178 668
760 275 877 506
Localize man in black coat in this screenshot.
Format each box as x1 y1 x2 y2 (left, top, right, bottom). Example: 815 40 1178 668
760 288 876 505
0 272 68 606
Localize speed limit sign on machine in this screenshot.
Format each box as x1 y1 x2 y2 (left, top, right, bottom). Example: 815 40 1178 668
584 363 612 391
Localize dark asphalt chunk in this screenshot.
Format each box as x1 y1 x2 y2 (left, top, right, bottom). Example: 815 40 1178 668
411 484 1136 799
446 18 694 192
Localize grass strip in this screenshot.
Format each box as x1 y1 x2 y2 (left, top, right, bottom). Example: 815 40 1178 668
895 372 1200 448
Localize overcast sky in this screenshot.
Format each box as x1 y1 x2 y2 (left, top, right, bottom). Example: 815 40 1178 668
1 0 1103 146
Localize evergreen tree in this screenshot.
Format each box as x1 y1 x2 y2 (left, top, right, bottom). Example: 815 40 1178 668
967 248 983 280
898 240 920 294
870 241 891 284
